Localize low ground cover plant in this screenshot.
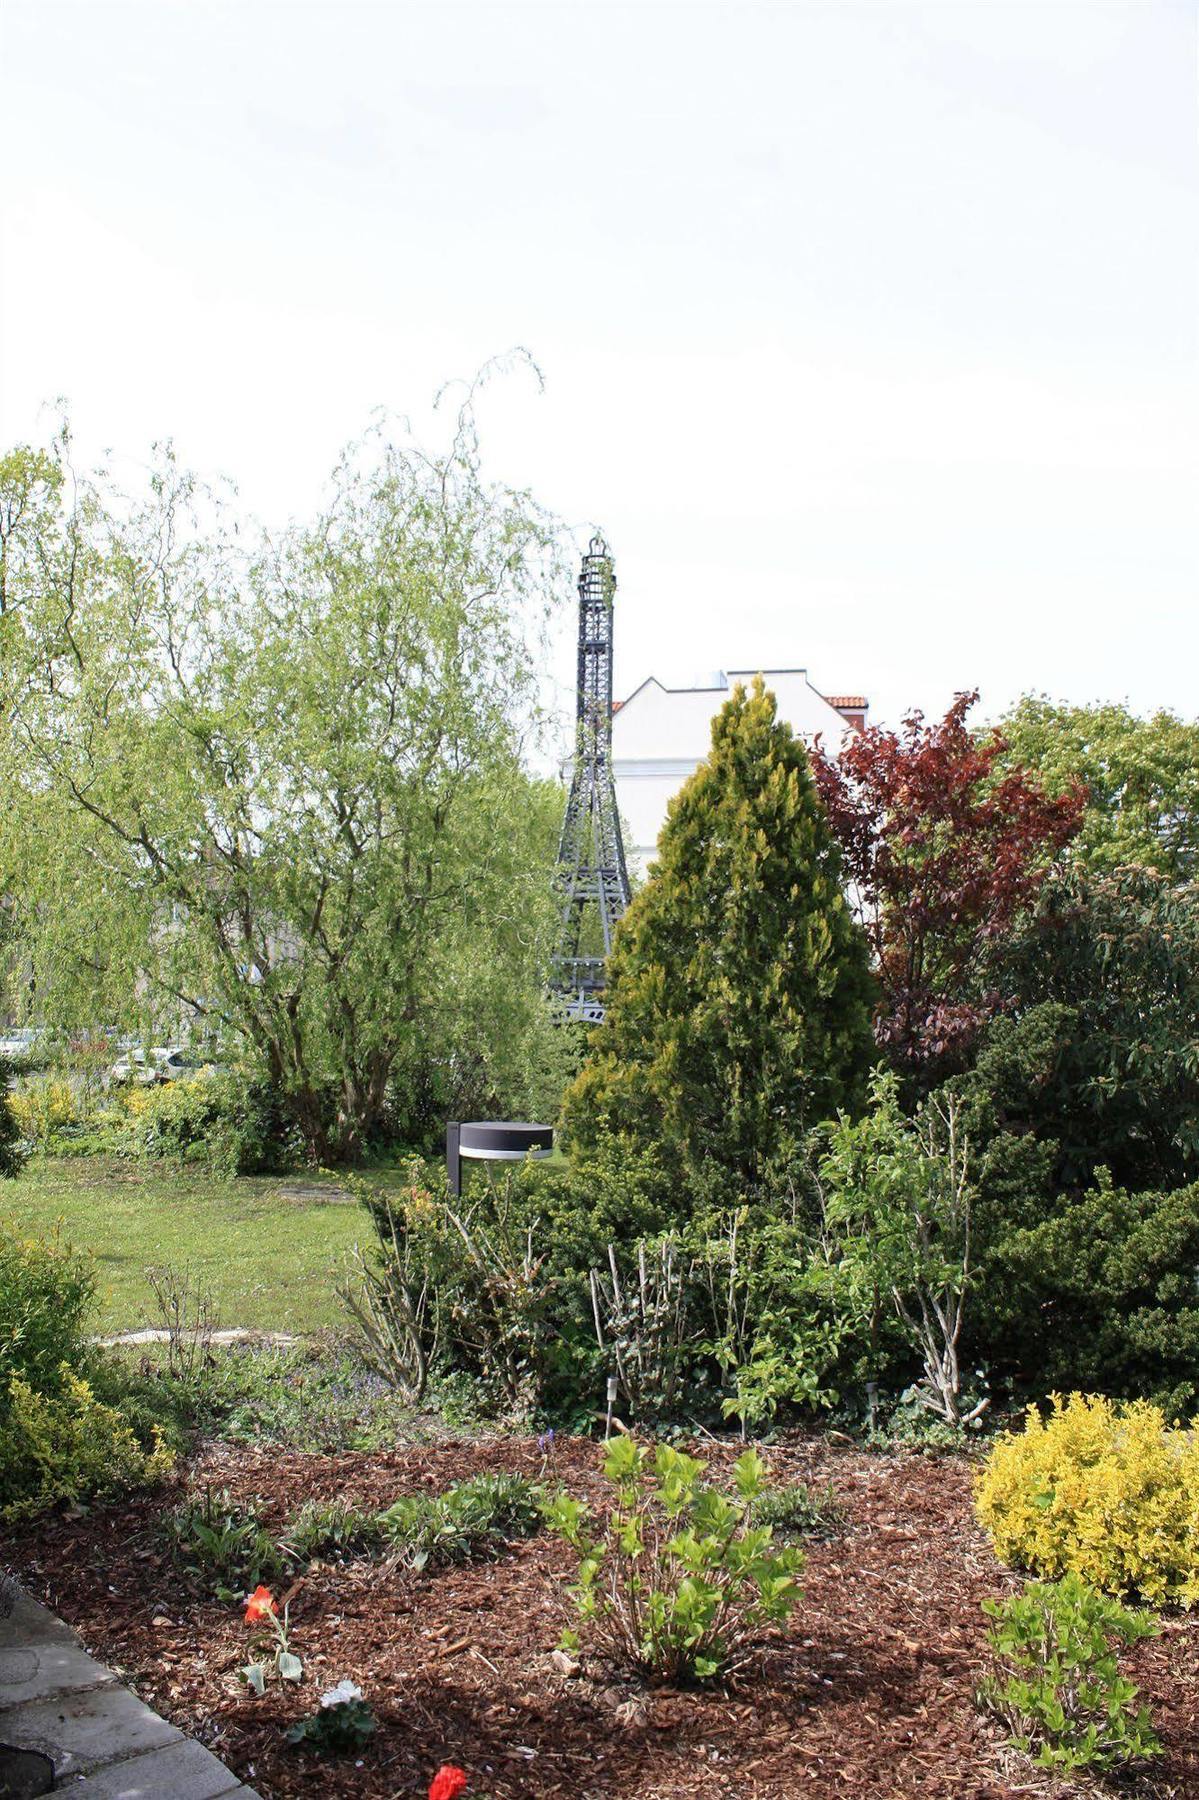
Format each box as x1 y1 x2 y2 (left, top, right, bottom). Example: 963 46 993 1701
377 1471 542 1570
545 1439 804 1684
285 1680 377 1754
283 1495 382 1564
166 1486 286 1598
755 1478 846 1540
976 1393 1199 1606
978 1573 1161 1772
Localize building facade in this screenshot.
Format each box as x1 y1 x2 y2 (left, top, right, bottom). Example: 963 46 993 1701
611 669 867 872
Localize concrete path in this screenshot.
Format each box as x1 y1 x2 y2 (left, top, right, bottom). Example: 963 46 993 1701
0 1583 262 1799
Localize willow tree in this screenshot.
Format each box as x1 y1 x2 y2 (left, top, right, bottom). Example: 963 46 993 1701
0 401 566 1160
563 678 875 1189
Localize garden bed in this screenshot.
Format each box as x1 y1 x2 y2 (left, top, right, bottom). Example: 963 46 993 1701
3 1434 1195 1799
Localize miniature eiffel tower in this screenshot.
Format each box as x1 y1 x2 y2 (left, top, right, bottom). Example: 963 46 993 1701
550 534 631 1024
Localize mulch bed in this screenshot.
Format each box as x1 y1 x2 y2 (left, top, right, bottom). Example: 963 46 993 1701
3 1434 1196 1798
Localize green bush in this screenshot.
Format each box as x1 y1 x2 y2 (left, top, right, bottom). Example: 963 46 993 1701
376 1471 542 1570
978 1574 1161 1772
0 1058 28 1176
0 1223 94 1409
981 1178 1199 1414
545 1440 804 1683
0 1365 174 1521
125 1073 298 1175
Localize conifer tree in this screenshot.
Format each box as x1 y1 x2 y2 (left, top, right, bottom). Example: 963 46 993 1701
563 678 876 1188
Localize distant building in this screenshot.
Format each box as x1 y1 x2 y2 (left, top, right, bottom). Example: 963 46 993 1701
611 669 867 872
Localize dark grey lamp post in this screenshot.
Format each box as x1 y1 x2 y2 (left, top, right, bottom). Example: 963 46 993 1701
445 1120 554 1198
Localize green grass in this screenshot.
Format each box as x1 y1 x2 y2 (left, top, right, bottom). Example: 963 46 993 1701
1 1157 369 1333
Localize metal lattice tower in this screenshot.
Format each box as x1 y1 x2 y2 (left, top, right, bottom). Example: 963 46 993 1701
551 534 631 1024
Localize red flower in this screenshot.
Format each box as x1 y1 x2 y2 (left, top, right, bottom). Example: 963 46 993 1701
429 1766 469 1800
243 1585 277 1625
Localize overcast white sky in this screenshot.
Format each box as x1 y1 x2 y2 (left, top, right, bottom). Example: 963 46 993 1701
2 0 1196 735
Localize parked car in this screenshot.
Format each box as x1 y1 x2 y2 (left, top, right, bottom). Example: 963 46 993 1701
108 1045 193 1086
0 1028 45 1061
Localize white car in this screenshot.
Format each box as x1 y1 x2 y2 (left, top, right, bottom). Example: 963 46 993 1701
0 1028 43 1060
108 1046 192 1086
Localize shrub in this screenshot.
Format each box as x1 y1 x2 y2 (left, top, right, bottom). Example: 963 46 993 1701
544 1440 804 1683
980 1176 1199 1415
8 1077 77 1149
126 1073 296 1175
975 1394 1199 1606
978 1574 1161 1772
0 1058 23 1176
166 1485 286 1597
0 1224 94 1408
376 1471 542 1571
0 1365 174 1521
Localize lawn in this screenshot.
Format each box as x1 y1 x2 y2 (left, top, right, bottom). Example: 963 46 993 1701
1 1156 370 1332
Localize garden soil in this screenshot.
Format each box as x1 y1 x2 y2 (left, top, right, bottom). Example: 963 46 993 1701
3 1435 1194 1799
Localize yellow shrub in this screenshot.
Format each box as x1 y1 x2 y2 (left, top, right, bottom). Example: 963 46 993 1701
976 1393 1199 1607
0 1365 175 1523
9 1079 77 1144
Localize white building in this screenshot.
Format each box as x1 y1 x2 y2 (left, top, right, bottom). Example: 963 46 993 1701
611 669 867 873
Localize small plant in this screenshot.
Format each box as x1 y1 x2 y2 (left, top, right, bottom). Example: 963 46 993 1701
976 1392 1199 1605
242 1584 302 1691
285 1679 376 1754
544 1439 804 1684
145 1263 220 1381
377 1471 542 1571
166 1486 285 1599
978 1574 1161 1772
755 1479 846 1541
283 1495 380 1564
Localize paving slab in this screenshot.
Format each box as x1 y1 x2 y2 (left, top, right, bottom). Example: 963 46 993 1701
0 1682 182 1780
0 1590 79 1651
55 1736 253 1797
0 1582 258 1797
0 1637 116 1708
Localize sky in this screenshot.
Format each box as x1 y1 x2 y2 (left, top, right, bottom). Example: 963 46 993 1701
2 0 1196 740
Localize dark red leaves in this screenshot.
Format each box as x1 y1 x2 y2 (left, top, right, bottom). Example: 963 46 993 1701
812 691 1084 1078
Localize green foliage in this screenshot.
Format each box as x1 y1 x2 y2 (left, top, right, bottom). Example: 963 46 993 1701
0 406 565 1164
999 695 1199 880
564 677 875 1187
818 1072 984 1426
376 1471 543 1570
978 1575 1161 1773
754 1478 846 1541
982 1177 1199 1414
121 1073 300 1175
544 1440 804 1683
283 1496 382 1564
0 1222 93 1410
0 1058 22 1178
190 1343 418 1454
0 1364 174 1521
285 1694 378 1755
165 1485 286 1598
984 867 1199 1195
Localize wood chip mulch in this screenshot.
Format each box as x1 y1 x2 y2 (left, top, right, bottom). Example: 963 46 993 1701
3 1434 1196 1799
